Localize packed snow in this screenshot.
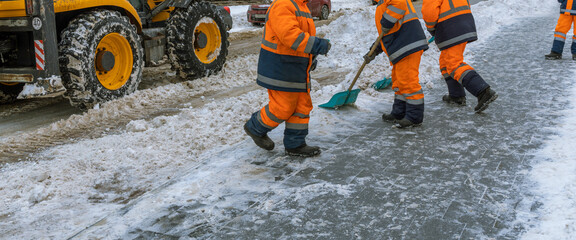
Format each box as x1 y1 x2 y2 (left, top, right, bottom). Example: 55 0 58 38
0 0 574 238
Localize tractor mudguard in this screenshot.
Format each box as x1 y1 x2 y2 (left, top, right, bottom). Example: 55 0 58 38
54 0 142 29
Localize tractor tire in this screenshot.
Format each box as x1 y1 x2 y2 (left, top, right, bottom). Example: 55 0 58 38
166 1 229 80
320 5 330 20
59 9 143 109
0 83 23 104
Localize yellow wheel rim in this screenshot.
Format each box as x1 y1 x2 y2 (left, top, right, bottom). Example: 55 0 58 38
95 33 133 90
194 17 222 64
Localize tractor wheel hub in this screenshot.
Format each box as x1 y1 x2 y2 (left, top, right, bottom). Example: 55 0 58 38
96 50 115 72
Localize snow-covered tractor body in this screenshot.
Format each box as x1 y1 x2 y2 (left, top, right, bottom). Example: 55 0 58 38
0 0 229 109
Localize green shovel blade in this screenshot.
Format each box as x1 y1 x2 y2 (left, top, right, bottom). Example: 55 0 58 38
318 89 361 109
372 77 392 90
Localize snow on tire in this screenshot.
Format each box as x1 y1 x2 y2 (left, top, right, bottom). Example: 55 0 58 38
167 1 229 80
59 10 143 109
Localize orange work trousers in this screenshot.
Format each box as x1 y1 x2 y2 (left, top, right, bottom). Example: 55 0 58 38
552 14 576 53
439 42 475 83
259 90 312 132
391 50 424 103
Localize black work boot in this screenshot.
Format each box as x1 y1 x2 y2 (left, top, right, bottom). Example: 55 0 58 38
545 51 562 60
285 144 321 157
382 113 402 123
244 123 274 150
442 95 466 106
394 118 422 128
475 87 498 113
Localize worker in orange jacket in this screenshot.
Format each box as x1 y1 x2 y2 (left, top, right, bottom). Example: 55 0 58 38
365 0 429 128
244 0 330 157
422 0 498 113
545 0 576 60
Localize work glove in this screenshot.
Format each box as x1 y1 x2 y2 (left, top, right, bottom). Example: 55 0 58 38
310 38 331 55
363 41 383 64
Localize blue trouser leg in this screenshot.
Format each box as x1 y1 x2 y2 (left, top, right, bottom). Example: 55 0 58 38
405 102 424 124
246 111 271 137
445 77 466 98
462 71 490 97
284 128 308 149
552 39 565 54
391 98 406 119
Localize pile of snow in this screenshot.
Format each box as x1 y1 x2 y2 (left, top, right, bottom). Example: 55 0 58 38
522 83 576 238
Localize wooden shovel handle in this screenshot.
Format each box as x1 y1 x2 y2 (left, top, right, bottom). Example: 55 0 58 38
347 30 387 91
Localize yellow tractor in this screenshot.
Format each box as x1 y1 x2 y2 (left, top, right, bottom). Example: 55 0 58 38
0 0 229 109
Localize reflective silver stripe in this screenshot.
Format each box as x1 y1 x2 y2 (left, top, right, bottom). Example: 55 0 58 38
436 32 477 49
383 12 399 24
555 31 567 38
555 37 566 42
292 33 306 50
397 12 418 26
425 21 437 26
289 0 313 19
395 92 423 104
448 0 455 9
286 122 308 130
265 105 285 123
449 63 469 79
405 90 423 97
265 1 277 22
295 11 313 18
389 39 427 62
262 28 278 49
387 5 406 15
443 73 451 78
378 0 384 6
406 98 424 105
457 69 473 83
304 36 315 53
561 9 576 14
290 0 300 11
256 111 275 129
439 5 470 19
293 112 310 118
262 39 278 49
395 94 406 101
258 74 308 90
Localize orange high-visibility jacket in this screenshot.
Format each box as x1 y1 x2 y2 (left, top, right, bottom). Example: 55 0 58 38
376 0 428 64
422 0 478 50
256 0 316 92
560 0 576 15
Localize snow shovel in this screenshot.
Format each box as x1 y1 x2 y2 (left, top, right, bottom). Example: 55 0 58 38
371 36 436 91
319 31 387 109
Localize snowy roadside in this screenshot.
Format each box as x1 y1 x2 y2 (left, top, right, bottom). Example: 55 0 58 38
520 60 576 238
0 0 570 239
